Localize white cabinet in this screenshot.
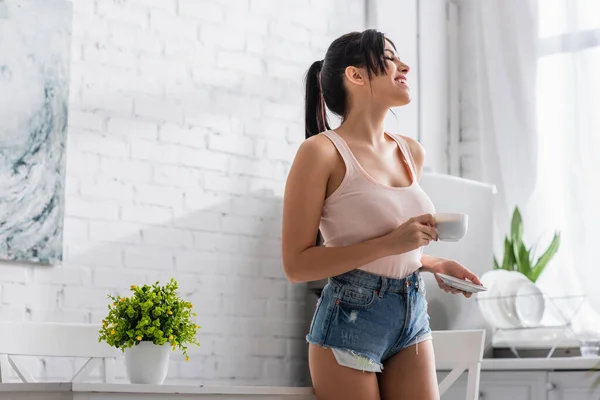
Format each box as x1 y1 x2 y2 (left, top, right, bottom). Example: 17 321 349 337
547 371 600 400
438 371 547 400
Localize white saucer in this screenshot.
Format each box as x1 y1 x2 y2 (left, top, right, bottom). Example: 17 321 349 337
436 273 488 293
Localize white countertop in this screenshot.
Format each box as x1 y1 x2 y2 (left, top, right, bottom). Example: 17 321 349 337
0 383 317 400
0 383 314 395
483 356 600 370
435 356 600 371
1 358 598 398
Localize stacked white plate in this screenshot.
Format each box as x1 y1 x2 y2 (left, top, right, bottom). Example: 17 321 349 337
477 270 545 329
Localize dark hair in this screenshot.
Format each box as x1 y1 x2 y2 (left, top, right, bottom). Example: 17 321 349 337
304 29 396 139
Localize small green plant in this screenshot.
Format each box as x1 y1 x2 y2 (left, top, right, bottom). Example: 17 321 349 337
493 206 561 282
98 278 200 361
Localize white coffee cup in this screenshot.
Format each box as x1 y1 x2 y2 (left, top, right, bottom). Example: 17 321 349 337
434 213 468 241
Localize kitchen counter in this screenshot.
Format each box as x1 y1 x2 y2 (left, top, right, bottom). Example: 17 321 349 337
481 356 600 370
0 383 315 400
437 356 600 371
438 357 600 400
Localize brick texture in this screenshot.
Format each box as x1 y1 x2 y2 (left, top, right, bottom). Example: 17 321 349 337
0 0 365 387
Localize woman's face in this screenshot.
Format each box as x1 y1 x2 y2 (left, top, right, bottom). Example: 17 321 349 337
366 40 411 108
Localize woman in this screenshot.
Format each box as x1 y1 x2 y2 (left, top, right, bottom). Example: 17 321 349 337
281 30 482 400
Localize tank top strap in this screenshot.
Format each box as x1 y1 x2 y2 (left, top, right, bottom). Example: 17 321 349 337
388 134 418 183
321 130 358 174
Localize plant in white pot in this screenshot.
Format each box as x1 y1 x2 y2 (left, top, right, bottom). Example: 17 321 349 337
493 206 561 282
98 278 200 384
479 207 561 329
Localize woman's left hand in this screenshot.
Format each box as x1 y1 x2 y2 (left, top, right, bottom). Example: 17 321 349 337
429 259 482 298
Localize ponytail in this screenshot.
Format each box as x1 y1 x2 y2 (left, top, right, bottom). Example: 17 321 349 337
304 60 330 139
301 31 393 247
305 60 328 247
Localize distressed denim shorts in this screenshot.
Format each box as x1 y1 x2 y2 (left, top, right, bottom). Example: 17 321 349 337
306 269 432 372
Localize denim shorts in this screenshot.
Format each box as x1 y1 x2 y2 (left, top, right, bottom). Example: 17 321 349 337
306 269 432 372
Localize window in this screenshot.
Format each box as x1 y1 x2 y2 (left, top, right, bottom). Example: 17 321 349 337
536 0 600 313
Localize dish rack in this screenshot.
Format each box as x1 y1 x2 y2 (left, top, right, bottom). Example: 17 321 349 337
475 293 587 358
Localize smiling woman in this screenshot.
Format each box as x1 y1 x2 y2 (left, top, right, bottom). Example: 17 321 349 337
282 29 481 400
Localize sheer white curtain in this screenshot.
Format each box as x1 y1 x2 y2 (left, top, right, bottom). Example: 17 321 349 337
473 0 539 253
474 0 600 333
533 0 600 332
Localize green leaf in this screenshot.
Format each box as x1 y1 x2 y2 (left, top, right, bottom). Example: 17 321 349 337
531 232 561 282
501 237 515 271
98 279 201 356
493 256 500 270
510 207 523 246
514 240 532 280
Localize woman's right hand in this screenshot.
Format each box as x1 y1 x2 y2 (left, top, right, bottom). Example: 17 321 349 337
383 214 438 255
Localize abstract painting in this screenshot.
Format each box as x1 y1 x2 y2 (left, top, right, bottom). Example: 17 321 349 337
0 0 72 264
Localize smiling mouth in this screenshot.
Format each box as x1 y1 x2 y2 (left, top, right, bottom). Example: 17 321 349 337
395 75 408 86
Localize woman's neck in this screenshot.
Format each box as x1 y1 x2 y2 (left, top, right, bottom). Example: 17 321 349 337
336 105 389 145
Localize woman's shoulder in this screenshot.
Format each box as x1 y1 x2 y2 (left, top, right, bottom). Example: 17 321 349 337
391 133 426 168
298 132 338 156
294 132 340 170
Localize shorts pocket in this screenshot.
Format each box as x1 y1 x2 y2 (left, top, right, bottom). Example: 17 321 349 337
338 282 378 309
418 274 427 296
308 295 323 336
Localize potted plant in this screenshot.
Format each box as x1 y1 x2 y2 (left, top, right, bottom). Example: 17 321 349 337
98 278 200 384
478 207 561 329
493 206 561 282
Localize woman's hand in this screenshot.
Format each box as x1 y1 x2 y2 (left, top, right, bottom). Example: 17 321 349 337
425 258 482 298
382 214 438 255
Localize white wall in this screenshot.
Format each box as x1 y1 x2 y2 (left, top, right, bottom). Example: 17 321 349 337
368 0 420 141
0 0 454 386
0 0 364 386
418 0 450 173
370 0 451 173
454 0 483 179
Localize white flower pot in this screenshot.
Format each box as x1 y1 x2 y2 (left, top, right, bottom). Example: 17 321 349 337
124 342 170 384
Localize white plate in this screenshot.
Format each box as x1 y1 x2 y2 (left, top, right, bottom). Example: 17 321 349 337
478 270 508 327
436 273 488 293
498 271 531 328
478 269 518 329
515 283 545 328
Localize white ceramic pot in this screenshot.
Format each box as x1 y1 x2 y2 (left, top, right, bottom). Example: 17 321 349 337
124 342 170 384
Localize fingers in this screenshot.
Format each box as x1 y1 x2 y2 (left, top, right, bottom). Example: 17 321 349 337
426 225 438 241
435 277 472 297
419 232 434 246
412 213 436 227
417 223 438 242
469 273 483 286
462 269 482 286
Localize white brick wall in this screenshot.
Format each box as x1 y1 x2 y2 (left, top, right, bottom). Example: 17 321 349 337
456 0 483 180
0 0 365 386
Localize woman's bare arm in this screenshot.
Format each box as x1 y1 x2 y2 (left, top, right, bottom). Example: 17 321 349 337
281 135 392 283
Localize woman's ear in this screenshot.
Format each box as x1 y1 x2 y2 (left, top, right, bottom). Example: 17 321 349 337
344 66 366 86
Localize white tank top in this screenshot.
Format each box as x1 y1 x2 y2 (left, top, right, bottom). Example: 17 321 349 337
319 130 436 279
